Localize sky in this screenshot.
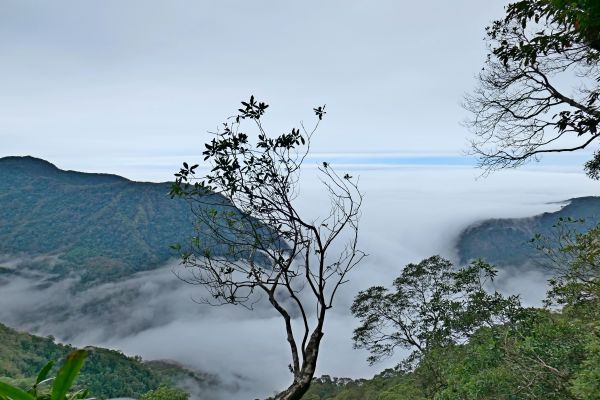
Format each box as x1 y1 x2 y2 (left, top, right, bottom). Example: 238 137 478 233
0 0 516 181
3 1 600 399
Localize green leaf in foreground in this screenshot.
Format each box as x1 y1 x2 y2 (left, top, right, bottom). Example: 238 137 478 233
0 380 35 400
32 360 55 396
35 361 54 387
51 350 88 400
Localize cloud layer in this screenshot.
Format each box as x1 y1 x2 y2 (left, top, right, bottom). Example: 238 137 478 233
1 166 599 399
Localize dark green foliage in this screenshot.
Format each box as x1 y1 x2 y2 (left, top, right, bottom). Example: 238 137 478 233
570 325 600 399
456 197 600 268
0 323 205 399
139 385 189 400
0 349 88 400
302 372 417 400
51 350 87 400
425 311 589 399
585 151 600 180
0 156 232 284
305 309 599 399
306 223 600 400
491 0 600 65
541 221 600 314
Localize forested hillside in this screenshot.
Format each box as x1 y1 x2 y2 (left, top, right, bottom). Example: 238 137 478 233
304 308 600 399
302 224 600 399
0 323 218 399
0 156 233 284
456 197 600 269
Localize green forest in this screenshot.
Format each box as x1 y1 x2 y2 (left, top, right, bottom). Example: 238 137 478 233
0 156 236 284
301 223 600 399
0 322 213 399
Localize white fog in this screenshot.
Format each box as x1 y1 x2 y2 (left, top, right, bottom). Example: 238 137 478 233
1 165 598 399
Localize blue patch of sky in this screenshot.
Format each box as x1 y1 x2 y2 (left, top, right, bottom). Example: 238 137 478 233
302 151 593 168
305 154 476 166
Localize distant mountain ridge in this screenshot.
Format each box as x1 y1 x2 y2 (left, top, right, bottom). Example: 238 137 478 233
456 196 600 269
0 156 130 183
0 156 226 284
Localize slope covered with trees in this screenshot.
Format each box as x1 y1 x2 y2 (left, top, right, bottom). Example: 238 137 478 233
456 196 600 268
0 323 218 399
302 222 600 399
0 156 233 284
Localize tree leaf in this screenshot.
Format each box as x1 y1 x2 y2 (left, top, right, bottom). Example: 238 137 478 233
0 381 35 400
36 360 55 386
51 350 88 400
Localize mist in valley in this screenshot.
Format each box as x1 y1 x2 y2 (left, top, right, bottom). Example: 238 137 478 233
1 166 598 399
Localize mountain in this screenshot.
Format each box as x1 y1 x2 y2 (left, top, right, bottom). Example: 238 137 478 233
0 322 220 399
0 156 230 284
456 196 600 268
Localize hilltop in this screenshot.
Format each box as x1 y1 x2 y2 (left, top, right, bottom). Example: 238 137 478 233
0 156 229 284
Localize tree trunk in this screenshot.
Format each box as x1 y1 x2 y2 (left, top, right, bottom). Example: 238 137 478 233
275 329 323 400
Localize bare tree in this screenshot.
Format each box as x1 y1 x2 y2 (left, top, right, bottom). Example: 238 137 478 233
170 97 365 400
465 0 600 177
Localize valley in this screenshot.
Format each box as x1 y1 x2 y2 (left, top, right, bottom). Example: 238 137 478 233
2 157 599 399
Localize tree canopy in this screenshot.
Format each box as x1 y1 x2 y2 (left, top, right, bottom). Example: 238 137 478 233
351 256 521 366
140 385 189 400
308 221 600 399
465 0 600 177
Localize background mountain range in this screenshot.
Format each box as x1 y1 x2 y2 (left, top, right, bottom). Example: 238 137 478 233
456 196 600 269
0 156 232 284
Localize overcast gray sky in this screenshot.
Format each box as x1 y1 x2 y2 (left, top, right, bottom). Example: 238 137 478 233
0 0 511 180
4 3 600 397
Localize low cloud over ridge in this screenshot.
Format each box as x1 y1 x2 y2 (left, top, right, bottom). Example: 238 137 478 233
1 167 599 399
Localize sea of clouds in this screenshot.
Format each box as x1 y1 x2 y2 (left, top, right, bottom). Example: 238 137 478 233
1 166 599 399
